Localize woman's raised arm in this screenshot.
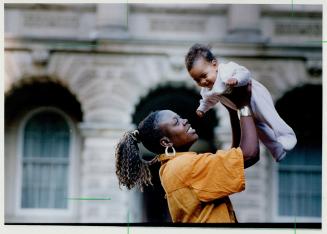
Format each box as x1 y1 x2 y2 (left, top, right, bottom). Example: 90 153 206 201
224 83 260 168
225 106 241 148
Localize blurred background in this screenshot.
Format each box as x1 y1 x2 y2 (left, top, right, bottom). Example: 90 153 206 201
4 3 322 223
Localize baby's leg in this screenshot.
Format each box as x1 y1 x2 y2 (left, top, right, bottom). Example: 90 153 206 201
256 121 286 162
251 80 297 151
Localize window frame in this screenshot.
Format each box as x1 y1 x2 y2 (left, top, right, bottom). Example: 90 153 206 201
272 162 322 223
14 107 79 221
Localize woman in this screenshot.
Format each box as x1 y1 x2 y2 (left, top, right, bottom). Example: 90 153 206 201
115 83 259 223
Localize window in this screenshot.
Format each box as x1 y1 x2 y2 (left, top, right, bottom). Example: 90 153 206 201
278 146 322 218
5 81 82 222
20 110 70 209
275 84 322 222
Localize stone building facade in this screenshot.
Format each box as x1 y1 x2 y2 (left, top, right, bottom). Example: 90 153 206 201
4 4 322 223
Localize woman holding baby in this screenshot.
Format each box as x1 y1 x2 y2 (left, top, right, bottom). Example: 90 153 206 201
115 45 261 223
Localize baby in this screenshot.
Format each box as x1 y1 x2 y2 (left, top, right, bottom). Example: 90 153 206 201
185 44 297 162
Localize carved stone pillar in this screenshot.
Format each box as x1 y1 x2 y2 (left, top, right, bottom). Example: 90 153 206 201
224 5 267 43
94 4 129 39
78 122 131 222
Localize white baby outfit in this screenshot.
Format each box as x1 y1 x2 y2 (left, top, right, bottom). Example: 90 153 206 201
197 61 297 162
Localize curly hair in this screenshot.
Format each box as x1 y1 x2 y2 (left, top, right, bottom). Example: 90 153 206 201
185 43 216 71
115 111 165 191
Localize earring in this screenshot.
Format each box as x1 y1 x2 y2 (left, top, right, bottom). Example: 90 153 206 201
165 145 176 157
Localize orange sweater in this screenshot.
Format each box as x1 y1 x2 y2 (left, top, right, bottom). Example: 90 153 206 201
159 147 245 223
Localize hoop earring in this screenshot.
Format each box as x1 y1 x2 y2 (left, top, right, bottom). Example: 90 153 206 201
165 146 176 157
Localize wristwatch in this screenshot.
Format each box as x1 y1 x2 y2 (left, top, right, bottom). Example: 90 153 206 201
237 106 252 118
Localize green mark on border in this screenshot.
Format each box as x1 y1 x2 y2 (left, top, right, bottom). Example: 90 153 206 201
305 40 327 44
45 42 98 49
294 216 296 234
127 209 130 234
67 197 111 200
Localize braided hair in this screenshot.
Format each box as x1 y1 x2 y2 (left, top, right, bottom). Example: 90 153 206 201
115 111 165 191
185 43 216 71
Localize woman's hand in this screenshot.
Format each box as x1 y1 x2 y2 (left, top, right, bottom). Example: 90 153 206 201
226 77 239 87
224 81 252 109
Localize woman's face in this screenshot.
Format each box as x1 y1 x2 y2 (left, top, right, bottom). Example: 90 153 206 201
157 110 199 150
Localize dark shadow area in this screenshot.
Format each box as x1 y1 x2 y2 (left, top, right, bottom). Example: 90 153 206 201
276 84 322 147
5 79 83 125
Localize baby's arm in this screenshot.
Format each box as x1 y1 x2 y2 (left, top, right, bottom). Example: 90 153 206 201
197 95 220 118
225 62 251 87
196 99 209 118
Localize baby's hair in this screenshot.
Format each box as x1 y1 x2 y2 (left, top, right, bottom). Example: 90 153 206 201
115 111 165 191
185 43 216 71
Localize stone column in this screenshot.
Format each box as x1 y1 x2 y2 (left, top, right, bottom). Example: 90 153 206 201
78 122 131 222
94 4 129 39
224 5 266 43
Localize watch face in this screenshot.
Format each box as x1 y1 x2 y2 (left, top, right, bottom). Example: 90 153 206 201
238 106 251 117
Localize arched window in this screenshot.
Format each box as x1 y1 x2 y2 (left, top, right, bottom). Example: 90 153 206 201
275 84 322 221
5 80 83 222
20 110 71 209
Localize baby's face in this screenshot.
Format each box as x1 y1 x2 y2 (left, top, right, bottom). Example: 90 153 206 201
189 57 218 89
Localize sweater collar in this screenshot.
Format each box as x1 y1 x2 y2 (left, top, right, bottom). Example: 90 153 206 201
158 152 196 163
